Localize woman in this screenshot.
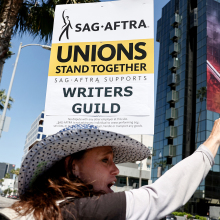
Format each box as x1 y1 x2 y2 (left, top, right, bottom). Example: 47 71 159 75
0 120 220 220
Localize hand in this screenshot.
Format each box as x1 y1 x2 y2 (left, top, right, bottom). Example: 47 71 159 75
203 118 220 157
209 118 220 144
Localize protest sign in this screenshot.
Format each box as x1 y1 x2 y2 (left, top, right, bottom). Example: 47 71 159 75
44 0 154 135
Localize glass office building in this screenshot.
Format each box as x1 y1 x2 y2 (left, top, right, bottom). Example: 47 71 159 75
0 163 15 179
22 111 47 162
153 0 220 215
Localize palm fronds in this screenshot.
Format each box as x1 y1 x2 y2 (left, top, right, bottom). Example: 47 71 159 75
0 89 14 111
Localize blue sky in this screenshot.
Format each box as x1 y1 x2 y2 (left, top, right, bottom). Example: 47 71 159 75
0 0 169 168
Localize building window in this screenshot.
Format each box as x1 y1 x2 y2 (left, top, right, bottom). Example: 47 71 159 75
119 178 126 185
37 134 40 139
38 127 43 132
42 135 46 139
117 177 126 187
142 180 148 186
41 113 44 119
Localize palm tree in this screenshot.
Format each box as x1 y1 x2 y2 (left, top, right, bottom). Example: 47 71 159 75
0 178 4 185
0 0 99 82
11 168 19 195
3 189 8 196
0 43 13 83
4 188 12 195
4 173 10 178
10 168 20 176
0 89 14 111
196 87 207 147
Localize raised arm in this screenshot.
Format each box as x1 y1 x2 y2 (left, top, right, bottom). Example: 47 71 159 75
125 118 220 220
203 118 220 157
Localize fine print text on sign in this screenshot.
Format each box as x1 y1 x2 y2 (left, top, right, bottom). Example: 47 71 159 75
44 0 154 135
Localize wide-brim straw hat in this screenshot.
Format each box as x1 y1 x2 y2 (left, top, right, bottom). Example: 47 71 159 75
18 124 151 194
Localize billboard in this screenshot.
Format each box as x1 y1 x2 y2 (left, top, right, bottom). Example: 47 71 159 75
44 0 154 135
207 0 220 113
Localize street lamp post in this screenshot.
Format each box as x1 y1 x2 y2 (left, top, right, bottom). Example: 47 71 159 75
0 43 51 138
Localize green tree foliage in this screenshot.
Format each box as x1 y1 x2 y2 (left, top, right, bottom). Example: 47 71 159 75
0 0 99 82
0 0 99 57
195 215 207 220
0 178 4 185
196 87 207 102
4 173 10 178
15 0 100 42
3 188 12 195
0 89 14 111
153 160 167 169
186 214 193 219
3 189 7 195
172 212 206 220
10 168 20 176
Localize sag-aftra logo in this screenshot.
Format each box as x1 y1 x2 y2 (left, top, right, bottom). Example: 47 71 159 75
59 10 73 41
59 10 149 41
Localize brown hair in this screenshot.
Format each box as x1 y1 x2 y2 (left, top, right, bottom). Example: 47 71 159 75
11 150 105 220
